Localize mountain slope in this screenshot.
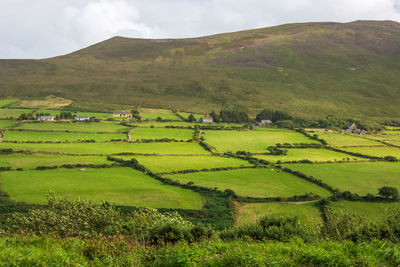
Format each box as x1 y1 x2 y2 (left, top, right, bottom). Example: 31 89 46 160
0 20 400 120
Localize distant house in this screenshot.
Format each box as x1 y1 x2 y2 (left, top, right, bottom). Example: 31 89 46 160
200 117 213 123
257 119 272 126
113 112 132 118
347 123 365 135
37 115 54 121
74 116 90 121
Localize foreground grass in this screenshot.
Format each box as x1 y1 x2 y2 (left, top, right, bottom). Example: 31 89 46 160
166 168 331 198
254 148 363 163
0 236 400 266
0 167 202 209
236 202 323 226
204 130 319 153
285 162 400 195
116 155 253 173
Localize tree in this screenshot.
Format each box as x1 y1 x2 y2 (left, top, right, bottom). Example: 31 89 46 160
378 186 399 201
187 114 196 122
256 109 292 122
210 111 220 123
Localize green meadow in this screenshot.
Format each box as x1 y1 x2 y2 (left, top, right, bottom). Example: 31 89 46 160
16 122 130 133
318 133 382 147
0 109 32 119
116 155 253 173
76 111 112 119
0 120 18 129
3 131 127 142
0 154 111 169
254 148 363 163
166 168 331 198
0 142 209 155
285 162 400 195
204 130 319 153
139 108 181 121
0 99 18 107
130 127 194 141
0 167 202 209
328 201 400 223
341 146 400 158
236 201 323 225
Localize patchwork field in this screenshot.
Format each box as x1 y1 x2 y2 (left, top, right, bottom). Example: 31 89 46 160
130 128 194 141
0 154 111 169
0 142 209 155
139 108 181 121
166 168 331 198
204 130 319 153
254 148 363 163
3 131 127 142
116 155 253 173
341 146 400 158
0 120 18 129
16 122 130 133
76 111 112 119
236 202 323 225
328 201 400 223
0 167 202 209
0 109 32 119
285 162 400 195
318 133 383 147
362 135 400 146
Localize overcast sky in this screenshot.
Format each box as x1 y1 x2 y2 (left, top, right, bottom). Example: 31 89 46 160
0 0 399 59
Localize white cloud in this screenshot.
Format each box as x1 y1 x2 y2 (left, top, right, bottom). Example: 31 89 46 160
0 0 399 59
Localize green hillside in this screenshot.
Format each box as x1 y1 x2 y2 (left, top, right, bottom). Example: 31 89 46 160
0 20 400 120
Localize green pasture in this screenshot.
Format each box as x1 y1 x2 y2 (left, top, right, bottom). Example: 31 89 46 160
116 155 253 173
363 135 400 146
341 146 400 158
76 111 112 119
166 168 331 198
328 201 400 223
3 131 127 142
0 109 32 119
384 131 400 135
0 120 18 129
130 121 242 128
285 162 400 195
34 110 70 117
16 122 130 133
0 99 18 107
204 130 319 153
0 167 202 209
254 148 364 163
0 154 111 169
236 202 323 225
130 128 194 141
139 108 181 121
0 142 209 155
318 133 382 147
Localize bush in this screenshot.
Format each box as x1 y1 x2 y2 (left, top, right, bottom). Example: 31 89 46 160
378 186 399 201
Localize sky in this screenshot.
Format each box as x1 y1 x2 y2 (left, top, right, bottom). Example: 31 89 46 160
0 0 399 59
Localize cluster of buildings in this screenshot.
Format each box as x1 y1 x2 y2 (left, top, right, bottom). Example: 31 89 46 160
37 115 90 121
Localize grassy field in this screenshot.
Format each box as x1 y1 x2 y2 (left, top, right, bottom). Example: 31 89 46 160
0 142 209 155
285 162 400 195
0 167 202 209
341 146 400 158
116 155 253 173
236 201 323 225
0 120 18 129
34 110 70 117
178 112 205 121
76 111 112 119
0 99 18 107
130 128 194 141
130 121 243 128
0 154 111 169
0 109 32 119
328 201 400 223
166 168 331 198
16 122 130 133
318 133 383 147
363 135 400 145
204 130 319 153
3 131 127 142
254 148 364 163
139 108 181 121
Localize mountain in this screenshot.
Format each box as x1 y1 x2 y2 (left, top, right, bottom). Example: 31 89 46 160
0 20 400 121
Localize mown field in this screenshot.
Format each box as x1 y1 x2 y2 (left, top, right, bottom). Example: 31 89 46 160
285 162 400 195
116 155 253 173
166 168 331 198
3 130 127 142
0 167 202 209
204 130 319 153
254 148 363 163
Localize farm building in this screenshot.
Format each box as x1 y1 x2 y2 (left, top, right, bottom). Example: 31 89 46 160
113 112 132 118
37 115 54 121
200 117 213 123
347 123 365 135
74 116 90 121
258 119 272 126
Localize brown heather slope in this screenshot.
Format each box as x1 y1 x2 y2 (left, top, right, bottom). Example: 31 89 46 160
0 20 399 120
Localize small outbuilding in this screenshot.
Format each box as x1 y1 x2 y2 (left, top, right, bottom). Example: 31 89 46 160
113 112 132 118
74 116 90 121
200 117 213 123
37 115 54 121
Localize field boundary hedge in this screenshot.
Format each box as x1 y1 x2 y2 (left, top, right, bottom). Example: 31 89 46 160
158 165 266 175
